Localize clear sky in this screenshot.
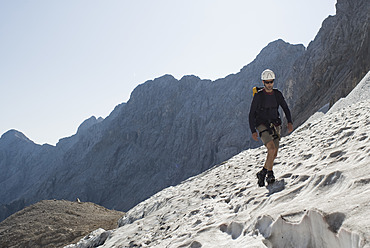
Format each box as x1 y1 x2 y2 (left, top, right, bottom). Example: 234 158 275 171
0 0 336 145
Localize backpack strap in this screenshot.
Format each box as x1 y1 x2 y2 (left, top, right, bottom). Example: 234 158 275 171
258 123 280 140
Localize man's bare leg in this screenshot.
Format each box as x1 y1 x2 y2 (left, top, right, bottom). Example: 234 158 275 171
264 140 277 171
257 140 278 186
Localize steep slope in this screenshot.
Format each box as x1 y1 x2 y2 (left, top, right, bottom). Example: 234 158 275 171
66 73 370 248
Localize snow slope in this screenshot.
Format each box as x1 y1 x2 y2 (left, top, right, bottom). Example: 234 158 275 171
328 70 370 114
66 72 370 248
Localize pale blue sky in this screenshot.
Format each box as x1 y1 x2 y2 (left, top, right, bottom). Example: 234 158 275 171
0 0 336 145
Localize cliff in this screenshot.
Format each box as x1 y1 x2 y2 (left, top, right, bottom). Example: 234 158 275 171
285 0 369 126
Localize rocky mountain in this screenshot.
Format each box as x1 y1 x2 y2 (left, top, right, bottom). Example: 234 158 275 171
283 0 369 126
0 0 369 222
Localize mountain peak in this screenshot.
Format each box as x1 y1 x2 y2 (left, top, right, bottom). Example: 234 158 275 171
260 39 305 57
0 129 33 144
76 116 103 134
180 75 201 81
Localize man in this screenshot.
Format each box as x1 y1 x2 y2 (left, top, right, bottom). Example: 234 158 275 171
249 69 293 187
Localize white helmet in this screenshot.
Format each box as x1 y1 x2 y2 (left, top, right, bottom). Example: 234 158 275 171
261 69 275 81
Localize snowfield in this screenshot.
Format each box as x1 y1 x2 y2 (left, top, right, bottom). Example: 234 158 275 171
66 71 370 248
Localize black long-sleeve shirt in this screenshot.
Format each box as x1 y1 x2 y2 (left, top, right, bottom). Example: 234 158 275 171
249 89 292 133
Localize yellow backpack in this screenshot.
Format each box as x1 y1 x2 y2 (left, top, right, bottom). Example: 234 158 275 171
252 87 264 96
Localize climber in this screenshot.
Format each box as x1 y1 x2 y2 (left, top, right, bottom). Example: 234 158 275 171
249 69 293 187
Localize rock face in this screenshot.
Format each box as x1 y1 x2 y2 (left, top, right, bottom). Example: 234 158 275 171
0 0 369 222
284 0 370 126
0 130 58 221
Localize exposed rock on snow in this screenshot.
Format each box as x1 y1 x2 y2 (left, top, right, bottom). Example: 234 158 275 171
67 73 370 247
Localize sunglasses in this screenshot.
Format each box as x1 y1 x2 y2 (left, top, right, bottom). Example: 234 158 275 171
263 80 274 84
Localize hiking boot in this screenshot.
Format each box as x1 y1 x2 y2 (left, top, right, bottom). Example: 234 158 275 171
266 170 275 185
256 169 267 187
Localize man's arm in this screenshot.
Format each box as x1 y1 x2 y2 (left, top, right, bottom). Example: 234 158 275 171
249 94 259 134
277 91 292 124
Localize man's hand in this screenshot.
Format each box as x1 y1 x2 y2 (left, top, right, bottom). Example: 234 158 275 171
287 123 293 133
252 132 259 141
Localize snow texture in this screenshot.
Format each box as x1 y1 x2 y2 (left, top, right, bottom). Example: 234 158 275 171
65 71 370 247
64 228 112 248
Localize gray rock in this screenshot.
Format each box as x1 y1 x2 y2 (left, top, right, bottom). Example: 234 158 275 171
285 0 370 127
